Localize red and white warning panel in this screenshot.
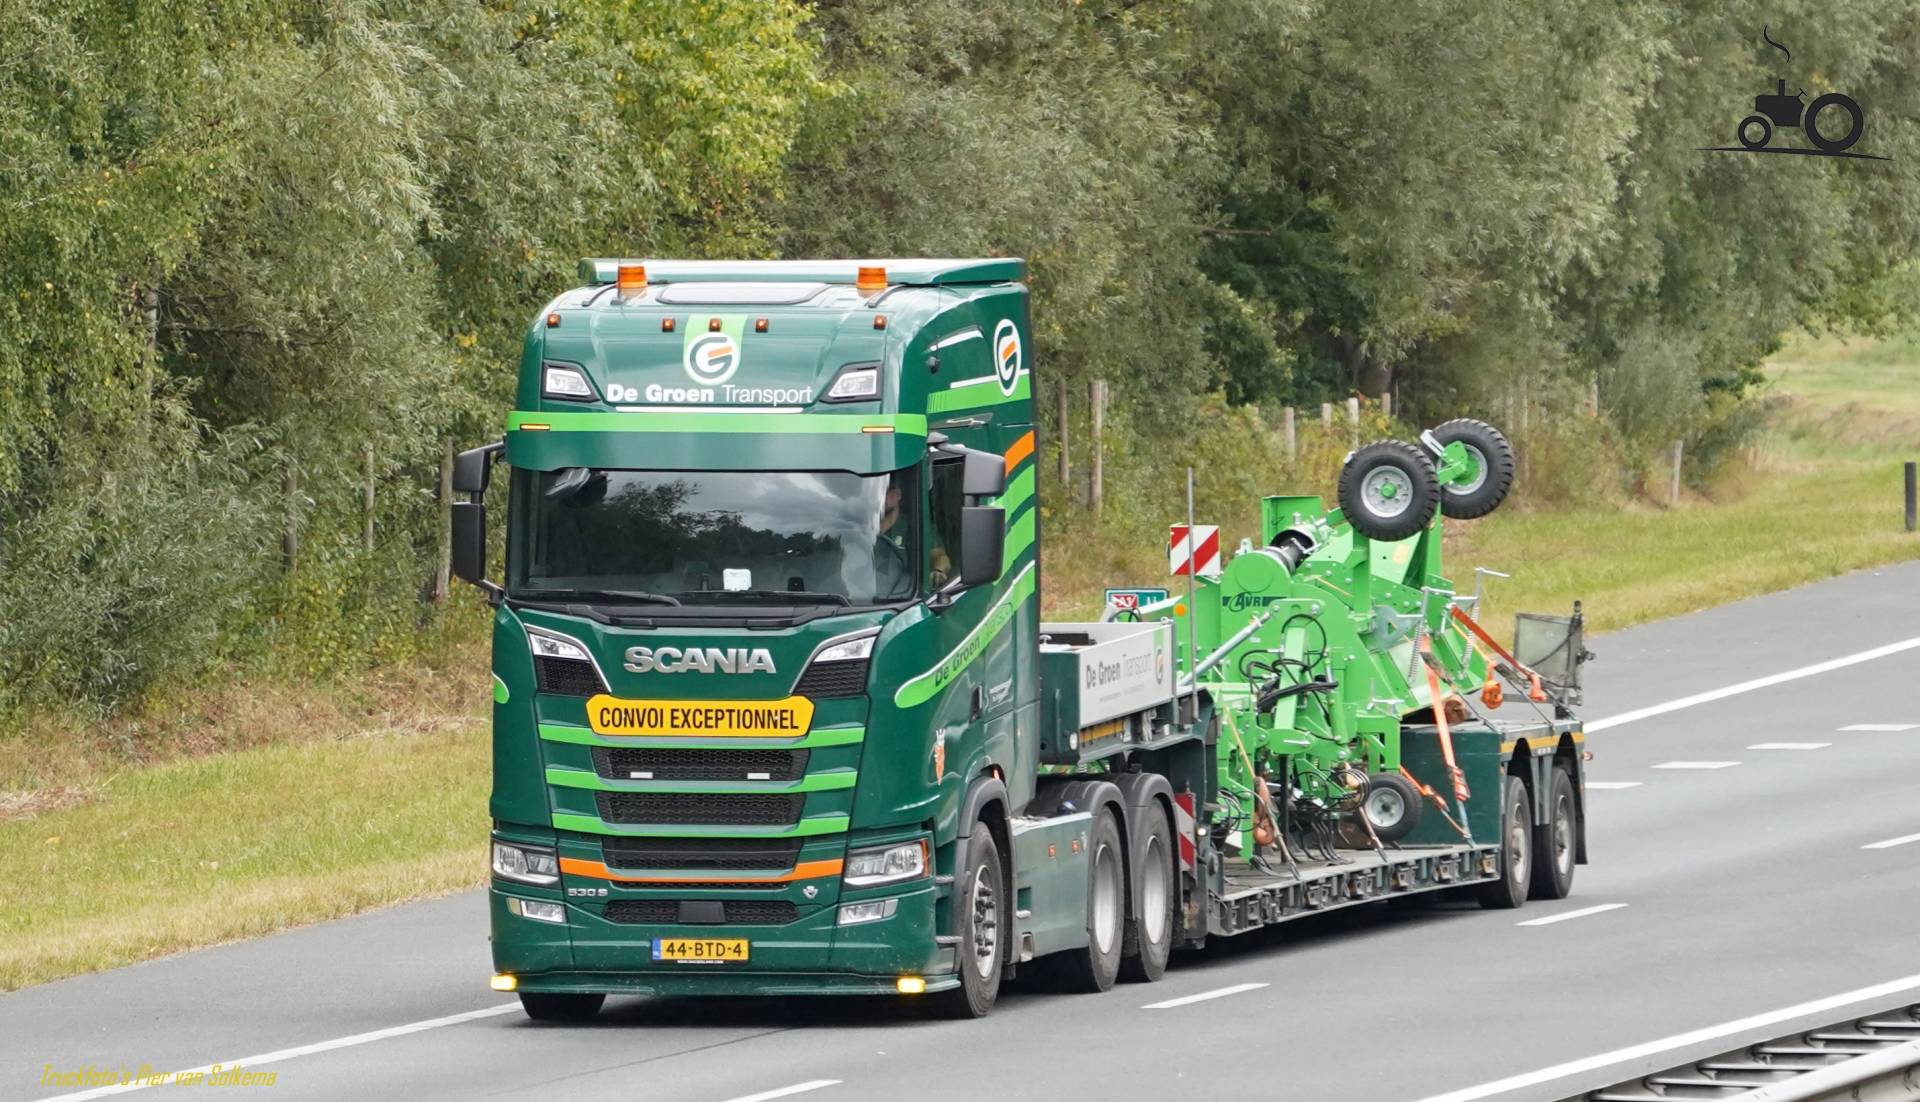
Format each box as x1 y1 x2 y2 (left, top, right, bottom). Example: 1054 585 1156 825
1173 792 1198 872
1168 524 1221 578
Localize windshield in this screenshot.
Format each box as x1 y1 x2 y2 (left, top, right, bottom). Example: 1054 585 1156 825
508 467 918 607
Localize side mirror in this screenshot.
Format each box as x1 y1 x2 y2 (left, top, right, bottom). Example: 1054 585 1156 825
451 501 487 588
957 505 1005 588
962 449 1006 498
454 442 503 496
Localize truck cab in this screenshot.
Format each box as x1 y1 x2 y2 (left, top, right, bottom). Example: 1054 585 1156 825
459 259 1043 1012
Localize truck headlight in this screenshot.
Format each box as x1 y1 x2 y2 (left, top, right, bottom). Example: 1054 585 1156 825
822 363 880 402
492 841 559 885
542 362 595 400
527 631 590 662
812 634 875 664
843 839 928 887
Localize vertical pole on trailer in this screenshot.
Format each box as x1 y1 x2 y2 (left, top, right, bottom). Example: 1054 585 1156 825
1185 467 1198 703
1419 637 1473 845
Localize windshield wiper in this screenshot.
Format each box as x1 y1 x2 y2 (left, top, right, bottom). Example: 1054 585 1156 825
514 588 682 606
680 589 851 606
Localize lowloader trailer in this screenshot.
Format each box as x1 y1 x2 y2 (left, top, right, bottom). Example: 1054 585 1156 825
452 258 1593 1019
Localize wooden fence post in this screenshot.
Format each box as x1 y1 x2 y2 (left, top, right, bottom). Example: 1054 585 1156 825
1320 402 1333 429
1089 378 1106 517
1056 378 1071 498
1670 440 1684 504
362 442 376 554
1283 406 1297 460
1380 392 1392 420
1346 396 1360 446
432 441 452 603
281 460 299 572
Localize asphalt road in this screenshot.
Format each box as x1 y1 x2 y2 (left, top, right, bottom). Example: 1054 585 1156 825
9 562 1920 1102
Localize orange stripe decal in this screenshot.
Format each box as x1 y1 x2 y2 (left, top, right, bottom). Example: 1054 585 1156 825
1003 430 1035 474
559 857 844 885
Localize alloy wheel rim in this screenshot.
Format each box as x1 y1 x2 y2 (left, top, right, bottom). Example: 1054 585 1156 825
970 865 999 979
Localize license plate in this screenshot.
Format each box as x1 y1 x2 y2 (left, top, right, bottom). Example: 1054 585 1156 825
651 938 749 963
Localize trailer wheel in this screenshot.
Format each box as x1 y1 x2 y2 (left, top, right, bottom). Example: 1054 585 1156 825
1338 440 1439 542
517 992 604 1022
1476 775 1533 910
935 822 1006 1019
1048 810 1126 993
1528 765 1577 900
1119 807 1175 983
1429 419 1515 519
1361 772 1423 843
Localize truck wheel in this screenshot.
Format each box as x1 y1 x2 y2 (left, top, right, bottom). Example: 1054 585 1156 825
1119 806 1175 983
1528 765 1578 900
1361 772 1423 843
1475 775 1533 910
935 822 1005 1019
1428 419 1514 519
1051 810 1126 993
517 992 604 1022
1338 440 1439 542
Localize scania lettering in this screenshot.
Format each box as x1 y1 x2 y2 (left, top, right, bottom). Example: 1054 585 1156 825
451 258 1590 1020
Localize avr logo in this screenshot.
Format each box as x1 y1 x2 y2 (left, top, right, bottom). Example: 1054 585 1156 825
992 319 1022 395
684 331 740 385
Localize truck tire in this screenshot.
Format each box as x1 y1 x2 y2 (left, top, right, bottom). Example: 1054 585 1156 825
1528 765 1578 900
1049 810 1127 993
1428 418 1515 519
935 822 1006 1019
1119 805 1175 984
517 992 604 1022
1476 775 1533 910
1338 440 1439 542
1361 772 1423 843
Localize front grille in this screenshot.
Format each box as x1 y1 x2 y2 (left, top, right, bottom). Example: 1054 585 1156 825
602 837 803 872
604 900 799 925
595 791 802 826
591 747 809 782
793 659 869 698
534 655 603 696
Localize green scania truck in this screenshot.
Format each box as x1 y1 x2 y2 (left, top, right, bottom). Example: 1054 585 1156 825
452 257 1590 1020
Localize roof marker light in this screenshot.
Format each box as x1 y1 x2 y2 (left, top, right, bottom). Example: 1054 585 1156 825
616 264 646 298
857 266 887 292
546 312 561 328
661 318 675 332
754 318 769 333
873 315 888 330
708 317 723 332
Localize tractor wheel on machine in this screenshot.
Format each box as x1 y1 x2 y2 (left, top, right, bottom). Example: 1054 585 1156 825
1428 419 1515 519
1338 440 1440 542
1360 772 1423 843
1119 805 1176 984
1528 764 1578 900
1476 775 1533 910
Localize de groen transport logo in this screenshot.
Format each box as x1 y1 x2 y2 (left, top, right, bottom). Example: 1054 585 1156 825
993 318 1022 395
683 316 744 385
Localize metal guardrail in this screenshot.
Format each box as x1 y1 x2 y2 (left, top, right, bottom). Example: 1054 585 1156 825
1577 1001 1920 1100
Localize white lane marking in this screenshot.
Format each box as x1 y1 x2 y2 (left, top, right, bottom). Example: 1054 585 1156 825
1863 831 1920 850
41 1004 520 1101
1748 742 1831 750
1840 723 1919 731
1584 781 1644 790
1651 761 1740 770
1585 636 1920 732
1408 971 1920 1102
1142 981 1270 1009
1516 903 1629 927
721 1081 842 1102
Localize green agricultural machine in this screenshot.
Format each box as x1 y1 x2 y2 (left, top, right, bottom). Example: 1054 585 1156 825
460 258 1591 1019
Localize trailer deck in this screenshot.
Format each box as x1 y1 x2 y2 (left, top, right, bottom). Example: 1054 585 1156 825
1212 844 1503 936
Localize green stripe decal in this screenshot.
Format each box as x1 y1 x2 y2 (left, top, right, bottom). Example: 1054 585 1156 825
545 767 857 795
927 375 1030 413
996 465 1034 515
551 812 852 838
538 723 866 750
508 411 927 436
893 562 1037 709
1002 506 1035 570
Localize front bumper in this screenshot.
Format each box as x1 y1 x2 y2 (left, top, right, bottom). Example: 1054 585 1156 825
490 883 952 996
